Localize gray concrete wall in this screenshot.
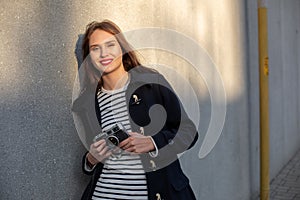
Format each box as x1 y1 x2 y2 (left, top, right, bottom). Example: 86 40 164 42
267 0 300 180
0 0 299 200
246 0 300 198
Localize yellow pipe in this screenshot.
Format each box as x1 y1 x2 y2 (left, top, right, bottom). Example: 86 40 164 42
257 0 270 199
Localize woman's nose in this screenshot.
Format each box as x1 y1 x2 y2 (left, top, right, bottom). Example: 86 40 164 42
100 47 109 57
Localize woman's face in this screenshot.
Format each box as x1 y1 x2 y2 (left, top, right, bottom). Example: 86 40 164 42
89 29 124 76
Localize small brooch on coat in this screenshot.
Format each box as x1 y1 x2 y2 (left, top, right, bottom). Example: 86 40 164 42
132 94 141 105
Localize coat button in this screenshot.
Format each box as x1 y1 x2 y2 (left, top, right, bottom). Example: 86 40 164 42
139 127 144 135
156 193 162 200
150 160 156 171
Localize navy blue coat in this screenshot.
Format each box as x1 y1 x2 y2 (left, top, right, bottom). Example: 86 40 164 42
73 66 198 200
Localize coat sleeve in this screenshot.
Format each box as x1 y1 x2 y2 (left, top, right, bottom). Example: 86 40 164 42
151 74 198 155
82 151 104 175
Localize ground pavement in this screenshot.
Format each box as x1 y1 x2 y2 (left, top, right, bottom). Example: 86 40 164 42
269 149 300 200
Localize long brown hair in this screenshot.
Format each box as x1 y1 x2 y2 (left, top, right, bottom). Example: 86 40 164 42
82 20 141 71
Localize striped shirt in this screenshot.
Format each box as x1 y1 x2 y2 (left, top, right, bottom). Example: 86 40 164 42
92 84 148 200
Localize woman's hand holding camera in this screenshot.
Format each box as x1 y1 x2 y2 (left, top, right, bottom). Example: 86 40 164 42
119 132 155 154
87 130 155 167
87 139 112 167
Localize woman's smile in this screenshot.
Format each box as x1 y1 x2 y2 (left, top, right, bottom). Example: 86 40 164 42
99 58 113 66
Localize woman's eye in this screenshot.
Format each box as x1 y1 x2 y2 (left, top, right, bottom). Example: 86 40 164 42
107 43 115 47
91 46 100 51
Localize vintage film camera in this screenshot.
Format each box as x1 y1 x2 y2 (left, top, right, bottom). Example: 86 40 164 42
93 123 129 148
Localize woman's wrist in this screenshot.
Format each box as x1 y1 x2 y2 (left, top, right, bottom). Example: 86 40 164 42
148 136 158 157
86 152 97 167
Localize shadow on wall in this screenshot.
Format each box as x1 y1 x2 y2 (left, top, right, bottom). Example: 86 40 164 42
0 1 89 199
0 0 256 199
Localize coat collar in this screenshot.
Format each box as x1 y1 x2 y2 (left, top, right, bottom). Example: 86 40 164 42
72 66 161 112
128 66 161 85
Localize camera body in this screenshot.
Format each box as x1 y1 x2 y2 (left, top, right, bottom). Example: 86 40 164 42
93 123 129 147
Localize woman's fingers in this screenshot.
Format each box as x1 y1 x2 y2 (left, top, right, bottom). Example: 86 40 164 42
89 139 112 162
92 139 106 148
119 133 155 153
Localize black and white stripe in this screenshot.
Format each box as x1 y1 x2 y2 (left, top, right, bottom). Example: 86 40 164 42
92 86 148 200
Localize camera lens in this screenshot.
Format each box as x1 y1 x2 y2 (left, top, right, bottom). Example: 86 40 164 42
107 136 119 146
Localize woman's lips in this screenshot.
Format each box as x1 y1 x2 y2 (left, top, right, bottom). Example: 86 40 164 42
99 59 113 66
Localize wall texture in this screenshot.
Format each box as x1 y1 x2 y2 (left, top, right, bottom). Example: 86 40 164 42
246 0 300 199
0 0 299 200
267 0 300 179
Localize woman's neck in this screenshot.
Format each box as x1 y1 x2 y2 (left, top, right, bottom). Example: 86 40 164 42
102 70 129 91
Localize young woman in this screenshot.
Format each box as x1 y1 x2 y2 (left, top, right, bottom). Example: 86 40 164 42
73 20 198 200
